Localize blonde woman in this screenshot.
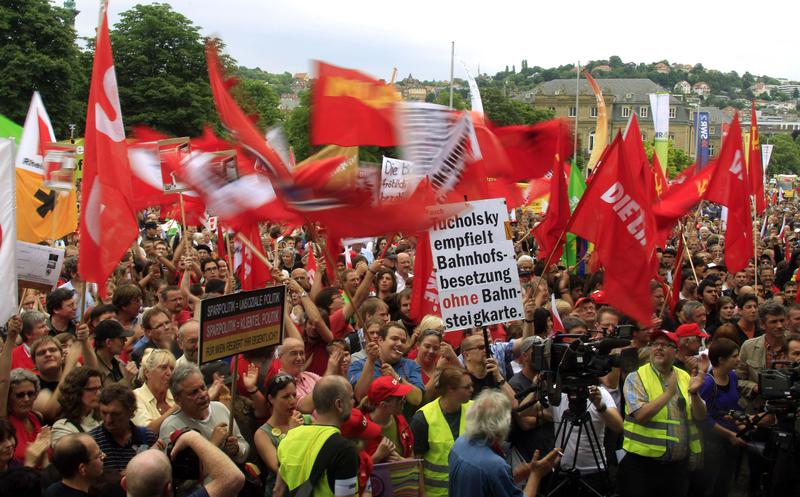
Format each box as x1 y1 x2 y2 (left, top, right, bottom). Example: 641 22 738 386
132 349 177 433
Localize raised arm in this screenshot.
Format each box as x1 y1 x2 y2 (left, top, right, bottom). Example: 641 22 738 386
0 316 21 417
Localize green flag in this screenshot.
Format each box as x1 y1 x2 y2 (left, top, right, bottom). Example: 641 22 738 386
563 161 587 267
0 114 22 143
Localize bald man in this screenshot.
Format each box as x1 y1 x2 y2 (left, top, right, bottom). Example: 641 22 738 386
123 431 243 497
279 337 339 413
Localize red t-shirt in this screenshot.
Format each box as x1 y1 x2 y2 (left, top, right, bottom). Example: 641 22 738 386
10 411 41 463
11 344 35 372
304 340 330 377
233 354 281 396
330 308 353 339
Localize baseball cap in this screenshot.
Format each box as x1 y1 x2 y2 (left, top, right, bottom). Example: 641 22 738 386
519 336 544 354
94 319 133 341
590 290 608 305
367 376 413 404
574 297 594 308
649 329 679 346
384 248 398 261
340 408 382 440
675 323 710 340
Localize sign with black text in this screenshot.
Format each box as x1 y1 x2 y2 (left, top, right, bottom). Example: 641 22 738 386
429 198 524 331
198 287 285 364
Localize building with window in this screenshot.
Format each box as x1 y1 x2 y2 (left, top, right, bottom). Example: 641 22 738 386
521 78 696 159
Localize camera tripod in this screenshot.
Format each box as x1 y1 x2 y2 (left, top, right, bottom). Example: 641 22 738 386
543 387 613 497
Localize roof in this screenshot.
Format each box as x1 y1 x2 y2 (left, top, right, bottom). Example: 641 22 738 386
699 107 732 125
533 78 675 102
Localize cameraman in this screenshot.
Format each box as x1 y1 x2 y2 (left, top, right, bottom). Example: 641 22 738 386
770 335 800 497
122 430 244 497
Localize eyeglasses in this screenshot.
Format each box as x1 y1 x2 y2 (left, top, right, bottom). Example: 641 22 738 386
14 391 37 399
90 451 106 462
651 342 677 350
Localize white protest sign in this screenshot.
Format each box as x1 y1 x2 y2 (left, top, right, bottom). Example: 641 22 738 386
16 241 64 292
762 144 774 170
429 198 524 331
380 156 413 203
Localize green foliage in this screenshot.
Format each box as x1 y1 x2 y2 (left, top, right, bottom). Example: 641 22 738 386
284 90 316 162
233 79 282 130
433 89 467 110
480 87 554 126
766 134 800 175
236 67 293 95
643 139 693 178
109 3 216 137
0 0 87 137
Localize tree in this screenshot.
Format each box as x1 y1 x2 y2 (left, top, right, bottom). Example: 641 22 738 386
233 79 282 129
644 140 693 178
0 0 87 137
433 89 467 110
284 90 316 162
609 55 623 68
766 134 800 175
109 3 216 137
480 87 553 126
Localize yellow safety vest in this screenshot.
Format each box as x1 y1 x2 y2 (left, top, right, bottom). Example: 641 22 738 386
277 425 341 497
418 398 472 497
623 364 702 458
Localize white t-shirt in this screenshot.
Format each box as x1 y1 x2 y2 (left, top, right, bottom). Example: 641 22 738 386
549 386 615 474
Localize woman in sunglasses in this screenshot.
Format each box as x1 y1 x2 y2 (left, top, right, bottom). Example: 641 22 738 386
254 373 307 496
0 368 43 464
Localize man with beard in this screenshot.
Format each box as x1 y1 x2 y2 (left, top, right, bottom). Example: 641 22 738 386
698 278 721 334
175 320 199 368
276 376 360 497
159 364 249 464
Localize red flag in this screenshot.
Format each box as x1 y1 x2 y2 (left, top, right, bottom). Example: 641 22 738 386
532 157 569 263
704 115 753 274
409 230 441 322
216 224 227 261
237 223 271 291
550 293 565 335
671 164 695 185
79 8 139 289
749 102 766 214
652 162 716 243
567 134 657 325
669 237 685 318
651 154 668 199
492 120 573 181
311 61 400 147
306 243 317 285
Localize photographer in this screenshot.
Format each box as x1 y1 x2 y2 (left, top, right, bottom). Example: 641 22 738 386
698 338 745 497
618 330 705 497
768 335 800 497
122 430 244 497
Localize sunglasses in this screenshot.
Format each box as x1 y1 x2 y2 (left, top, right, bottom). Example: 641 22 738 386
14 391 36 399
267 374 295 395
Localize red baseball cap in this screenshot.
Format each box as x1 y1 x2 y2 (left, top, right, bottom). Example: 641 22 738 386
340 408 382 440
368 376 413 404
575 297 594 308
675 323 710 340
649 329 679 346
590 290 608 305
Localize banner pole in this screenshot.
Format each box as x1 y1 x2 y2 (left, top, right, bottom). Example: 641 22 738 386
235 232 273 271
678 222 699 285
753 196 759 290
228 353 238 437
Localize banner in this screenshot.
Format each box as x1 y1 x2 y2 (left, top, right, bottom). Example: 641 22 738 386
460 60 483 114
649 93 671 171
380 156 413 202
695 111 710 170
370 459 423 497
198 287 285 363
429 198 524 331
296 145 359 190
762 144 774 170
16 240 64 292
583 70 608 172
0 115 23 144
0 139 17 324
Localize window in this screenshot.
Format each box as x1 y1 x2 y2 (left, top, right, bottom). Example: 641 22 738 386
641 132 647 141
708 144 715 156
622 106 631 118
588 132 596 152
669 107 677 119
668 133 675 141
709 127 716 136
590 106 598 118
625 93 633 99
548 107 556 113
568 107 577 117
639 107 649 118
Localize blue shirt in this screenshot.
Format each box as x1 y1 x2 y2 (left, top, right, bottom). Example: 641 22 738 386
347 357 425 391
448 436 524 497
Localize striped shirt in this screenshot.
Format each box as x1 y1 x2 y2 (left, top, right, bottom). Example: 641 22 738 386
89 423 158 471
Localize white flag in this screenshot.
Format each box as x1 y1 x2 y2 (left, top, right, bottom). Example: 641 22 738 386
0 138 18 324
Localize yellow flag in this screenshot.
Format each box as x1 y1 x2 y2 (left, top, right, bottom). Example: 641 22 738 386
296 145 359 189
16 168 78 243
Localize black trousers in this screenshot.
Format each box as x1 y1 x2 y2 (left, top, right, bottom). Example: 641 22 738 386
617 453 689 497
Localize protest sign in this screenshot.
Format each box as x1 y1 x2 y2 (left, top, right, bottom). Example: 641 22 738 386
198 286 285 364
380 156 413 202
370 459 423 497
16 241 64 292
428 198 524 331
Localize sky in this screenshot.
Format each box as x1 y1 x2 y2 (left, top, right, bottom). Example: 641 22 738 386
73 0 800 83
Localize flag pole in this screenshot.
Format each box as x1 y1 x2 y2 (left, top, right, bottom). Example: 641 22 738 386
752 196 759 290
224 232 235 294
660 240 685 319
235 232 274 271
678 223 699 284
449 41 455 109
574 60 581 177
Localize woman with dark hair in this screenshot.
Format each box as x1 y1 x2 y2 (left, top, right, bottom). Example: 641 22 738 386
532 307 552 337
254 374 306 496
699 338 745 497
51 367 102 444
374 269 398 301
0 419 17 473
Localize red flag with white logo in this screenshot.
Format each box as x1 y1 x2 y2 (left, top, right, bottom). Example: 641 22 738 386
409 230 441 322
704 115 753 274
549 293 565 335
79 8 139 290
567 134 657 325
237 223 271 291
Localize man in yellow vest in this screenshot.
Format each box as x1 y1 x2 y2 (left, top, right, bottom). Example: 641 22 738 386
618 329 706 497
276 376 360 497
410 367 474 497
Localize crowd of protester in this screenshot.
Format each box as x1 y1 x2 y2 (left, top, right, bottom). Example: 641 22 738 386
2 200 800 497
